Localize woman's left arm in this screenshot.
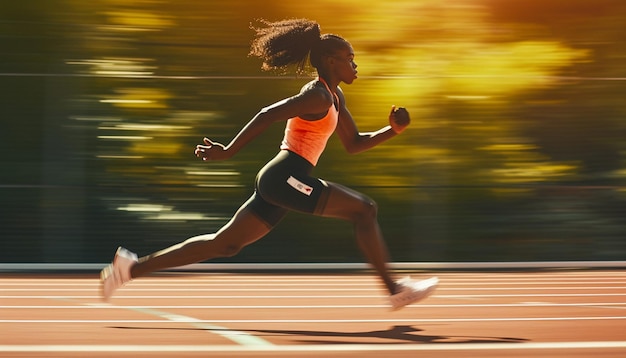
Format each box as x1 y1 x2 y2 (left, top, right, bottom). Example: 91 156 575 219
335 88 410 154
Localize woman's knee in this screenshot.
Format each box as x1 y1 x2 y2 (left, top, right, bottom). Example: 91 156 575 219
219 243 244 257
211 207 272 257
349 195 378 222
362 196 378 218
324 184 379 222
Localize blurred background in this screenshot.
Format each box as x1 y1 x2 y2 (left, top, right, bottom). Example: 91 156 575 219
1 0 625 264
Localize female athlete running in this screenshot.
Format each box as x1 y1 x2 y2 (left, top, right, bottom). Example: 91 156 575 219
101 18 437 310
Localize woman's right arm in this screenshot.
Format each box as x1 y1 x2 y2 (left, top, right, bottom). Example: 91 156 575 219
195 86 332 161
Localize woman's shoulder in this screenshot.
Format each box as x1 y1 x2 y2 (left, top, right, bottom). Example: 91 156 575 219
298 79 334 106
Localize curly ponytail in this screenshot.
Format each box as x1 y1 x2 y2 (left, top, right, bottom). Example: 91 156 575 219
249 18 347 73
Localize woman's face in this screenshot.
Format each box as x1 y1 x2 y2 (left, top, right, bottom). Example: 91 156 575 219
329 44 358 84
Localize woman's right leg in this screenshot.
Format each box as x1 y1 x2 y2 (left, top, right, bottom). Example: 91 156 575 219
130 201 273 278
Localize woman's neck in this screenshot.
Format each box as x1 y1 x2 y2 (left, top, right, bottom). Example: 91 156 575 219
318 74 339 92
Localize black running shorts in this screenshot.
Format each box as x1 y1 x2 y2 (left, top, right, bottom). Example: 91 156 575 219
247 150 331 227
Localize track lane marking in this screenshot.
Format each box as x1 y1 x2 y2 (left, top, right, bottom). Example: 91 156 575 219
3 286 625 292
3 293 626 299
43 297 273 347
2 279 625 286
124 306 273 347
3 302 626 309
1 341 626 352
2 316 626 323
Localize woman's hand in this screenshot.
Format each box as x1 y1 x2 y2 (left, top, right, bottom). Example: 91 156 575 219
194 138 231 161
389 105 410 134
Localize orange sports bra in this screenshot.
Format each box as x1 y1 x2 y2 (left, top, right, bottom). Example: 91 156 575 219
280 78 339 166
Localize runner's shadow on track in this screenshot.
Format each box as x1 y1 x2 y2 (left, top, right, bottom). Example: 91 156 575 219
110 325 528 345
235 325 528 345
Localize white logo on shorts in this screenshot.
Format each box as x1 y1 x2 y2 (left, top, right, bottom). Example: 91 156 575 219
287 176 313 196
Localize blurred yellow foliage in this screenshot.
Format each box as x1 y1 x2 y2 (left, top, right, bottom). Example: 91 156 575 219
104 11 174 28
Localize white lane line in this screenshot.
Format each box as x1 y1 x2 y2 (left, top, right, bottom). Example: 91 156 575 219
125 306 272 347
3 286 625 292
1 274 624 282
2 280 625 286
3 293 626 299
437 293 626 298
2 316 626 323
1 341 626 352
4 302 626 309
3 295 388 299
48 297 273 347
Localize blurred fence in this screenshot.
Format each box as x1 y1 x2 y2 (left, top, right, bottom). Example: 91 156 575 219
1 0 625 264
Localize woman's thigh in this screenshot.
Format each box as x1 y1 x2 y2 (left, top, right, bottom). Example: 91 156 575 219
317 181 376 221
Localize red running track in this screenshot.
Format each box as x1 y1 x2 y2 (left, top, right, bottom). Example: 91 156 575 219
1 270 625 357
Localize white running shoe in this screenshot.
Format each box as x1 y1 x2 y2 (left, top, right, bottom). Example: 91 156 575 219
100 247 138 301
390 276 438 311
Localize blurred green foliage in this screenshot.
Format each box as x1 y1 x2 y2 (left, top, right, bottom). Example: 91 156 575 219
1 0 625 263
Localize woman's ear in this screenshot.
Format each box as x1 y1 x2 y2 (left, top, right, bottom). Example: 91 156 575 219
325 55 336 67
